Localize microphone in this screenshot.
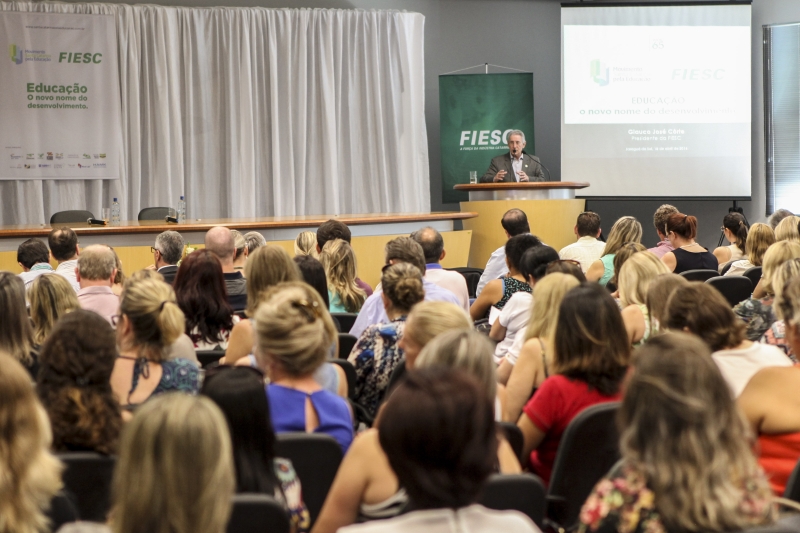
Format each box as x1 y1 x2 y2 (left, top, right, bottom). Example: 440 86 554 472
87 218 107 226
165 216 178 224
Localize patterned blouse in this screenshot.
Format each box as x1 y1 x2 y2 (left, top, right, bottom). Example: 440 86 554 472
761 319 798 363
274 458 311 533
348 317 406 418
733 296 776 342
494 277 532 310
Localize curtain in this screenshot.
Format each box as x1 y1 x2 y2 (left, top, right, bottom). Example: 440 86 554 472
0 2 430 224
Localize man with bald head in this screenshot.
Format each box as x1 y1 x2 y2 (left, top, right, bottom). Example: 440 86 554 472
205 226 247 311
75 245 119 323
410 227 469 312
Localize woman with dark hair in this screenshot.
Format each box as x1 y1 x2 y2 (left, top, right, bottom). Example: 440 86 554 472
202 367 310 532
38 309 122 455
294 255 330 309
0 271 39 377
173 249 237 350
713 212 749 272
660 213 718 273
518 283 629 485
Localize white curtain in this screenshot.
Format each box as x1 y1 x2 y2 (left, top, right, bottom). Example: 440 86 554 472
0 2 430 224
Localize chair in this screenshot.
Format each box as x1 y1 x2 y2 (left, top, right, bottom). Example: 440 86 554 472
338 332 358 359
50 210 94 224
330 358 357 400
275 433 343 527
497 421 524 463
744 266 763 288
137 207 173 221
720 261 734 275
546 402 621 531
783 456 800 502
197 349 225 368
447 267 484 298
331 313 358 333
680 269 719 282
58 452 116 522
478 473 546 528
227 493 290 533
706 275 753 307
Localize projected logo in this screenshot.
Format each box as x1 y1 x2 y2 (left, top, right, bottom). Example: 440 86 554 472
590 59 609 87
9 44 22 65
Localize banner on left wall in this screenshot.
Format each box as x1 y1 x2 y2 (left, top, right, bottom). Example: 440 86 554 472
0 11 121 180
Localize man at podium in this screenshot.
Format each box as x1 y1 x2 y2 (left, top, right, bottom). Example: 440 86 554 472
480 130 545 183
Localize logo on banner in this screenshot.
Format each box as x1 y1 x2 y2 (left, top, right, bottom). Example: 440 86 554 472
590 59 610 87
8 44 22 65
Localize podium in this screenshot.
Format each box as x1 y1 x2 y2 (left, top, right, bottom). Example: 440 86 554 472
454 182 589 269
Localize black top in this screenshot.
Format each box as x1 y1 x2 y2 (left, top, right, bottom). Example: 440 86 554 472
672 247 719 274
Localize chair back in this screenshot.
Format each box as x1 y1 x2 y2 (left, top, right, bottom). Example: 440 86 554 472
227 493 290 533
706 275 753 307
447 267 484 298
783 456 800 502
138 207 173 221
546 402 621 531
497 421 524 463
331 313 358 333
330 359 357 400
275 433 343 527
743 266 763 288
58 452 116 522
197 349 226 368
478 473 546 528
720 262 734 275
680 269 719 282
50 210 94 224
338 333 358 359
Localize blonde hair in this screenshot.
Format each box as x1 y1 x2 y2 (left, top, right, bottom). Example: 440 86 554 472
774 260 800 321
320 239 366 313
416 329 497 402
760 241 800 295
253 281 337 377
404 302 472 348
618 252 670 307
245 246 300 316
744 223 776 266
294 231 319 258
0 272 34 366
601 216 643 256
230 230 246 261
382 263 425 313
119 277 185 362
111 394 234 533
645 274 689 336
774 215 800 243
0 351 63 533
524 273 580 342
28 274 80 344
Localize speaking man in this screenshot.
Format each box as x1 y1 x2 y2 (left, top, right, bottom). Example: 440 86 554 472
480 130 545 183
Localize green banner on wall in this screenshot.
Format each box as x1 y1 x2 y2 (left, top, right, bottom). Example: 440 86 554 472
439 73 535 204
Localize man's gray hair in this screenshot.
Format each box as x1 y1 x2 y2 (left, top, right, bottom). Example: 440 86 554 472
508 130 526 143
155 230 185 265
77 245 116 281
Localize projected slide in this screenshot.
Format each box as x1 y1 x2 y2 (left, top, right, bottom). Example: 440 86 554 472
561 5 751 198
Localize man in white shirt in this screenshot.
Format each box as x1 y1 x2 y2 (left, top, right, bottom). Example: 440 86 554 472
558 211 606 272
48 227 80 292
410 227 470 312
476 208 532 296
17 238 54 289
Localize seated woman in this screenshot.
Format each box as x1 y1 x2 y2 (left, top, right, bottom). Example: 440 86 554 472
294 254 331 308
349 263 424 418
470 234 541 321
617 252 669 346
518 283 629 484
760 258 800 361
174 249 238 350
660 213 718 273
320 239 367 313
608 242 646 293
725 222 775 277
579 333 775 533
110 277 200 413
337 368 539 533
586 216 643 286
713 212 748 272
38 310 121 455
28 273 80 345
644 273 688 336
254 281 354 452
231 229 248 274
0 271 39 377
295 230 320 258
545 258 587 281
664 283 791 397
202 367 310 532
775 215 800 243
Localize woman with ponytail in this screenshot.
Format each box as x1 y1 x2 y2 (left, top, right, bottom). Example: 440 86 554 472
713 212 749 272
660 213 718 273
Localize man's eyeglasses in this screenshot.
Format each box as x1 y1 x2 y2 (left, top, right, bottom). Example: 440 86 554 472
150 246 161 254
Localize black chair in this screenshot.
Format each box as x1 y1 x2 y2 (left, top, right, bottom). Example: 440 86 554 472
275 433 343 527
447 267 484 299
546 402 621 532
330 358 357 400
744 266 763 288
338 332 358 359
227 493 290 533
138 207 173 221
58 452 116 522
479 473 546 528
331 313 358 333
497 421 524 463
706 275 753 307
720 261 734 275
196 349 226 368
783 456 800 502
680 269 719 282
50 210 94 224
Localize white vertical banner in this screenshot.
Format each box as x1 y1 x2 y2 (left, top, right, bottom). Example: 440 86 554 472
1 11 121 180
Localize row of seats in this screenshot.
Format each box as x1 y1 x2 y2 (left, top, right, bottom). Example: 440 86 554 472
680 267 761 306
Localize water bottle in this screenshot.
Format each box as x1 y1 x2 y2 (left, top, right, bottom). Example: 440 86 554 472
110 198 121 226
177 195 186 224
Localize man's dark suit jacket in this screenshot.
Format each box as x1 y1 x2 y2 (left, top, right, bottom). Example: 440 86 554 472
158 265 178 285
480 152 546 183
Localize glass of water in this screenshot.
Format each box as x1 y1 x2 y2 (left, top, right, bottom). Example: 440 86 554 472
469 171 477 184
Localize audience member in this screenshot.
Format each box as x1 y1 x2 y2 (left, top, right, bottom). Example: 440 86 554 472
320 239 367 313
760 258 800 360
244 231 267 254
174 249 237 350
29 274 80 344
295 230 320 258
470 234 541 321
150 230 184 284
48 227 80 291
618 251 669 346
349 237 460 338
37 310 122 455
108 246 126 296
398 301 472 371
579 333 775 533
725 222 775 276
769 208 794 229
503 273 580 422
410 227 470 311
338 368 539 533
586 216 643 285
476 208 531 296
75 244 119 324
518 283 629 485
645 273 689 337
110 277 200 413
558 211 605 272
660 213 718 273
713 212 748 272
664 283 791 397
204 226 247 311
202 367 310 531
17 238 54 289
609 242 647 290
316 220 373 295
349 263 424 419
545 259 587 281
775 215 800 242
254 281 353 452
0 271 39 377
230 229 248 273
294 254 331 308
646 204 679 258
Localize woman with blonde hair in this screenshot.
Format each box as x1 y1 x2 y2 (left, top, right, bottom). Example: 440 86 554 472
579 333 775 533
725 223 775 276
774 215 800 243
295 231 319 258
618 251 670 346
0 271 38 377
761 258 800 360
645 273 689 337
586 216 643 286
28 274 79 344
398 301 472 370
230 229 248 273
502 273 580 422
320 239 366 313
